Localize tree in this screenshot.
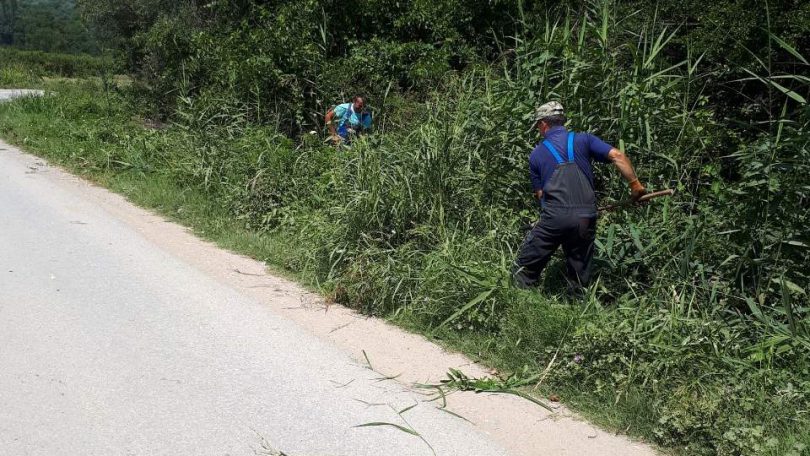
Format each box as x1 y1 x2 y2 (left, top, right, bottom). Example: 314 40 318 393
0 0 18 45
1 0 98 53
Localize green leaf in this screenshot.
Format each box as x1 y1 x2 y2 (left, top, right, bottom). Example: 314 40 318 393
630 226 645 253
354 422 420 436
772 278 806 296
437 407 472 423
784 240 809 248
433 287 495 333
768 79 807 104
745 297 764 320
398 403 418 415
362 350 373 370
769 33 809 65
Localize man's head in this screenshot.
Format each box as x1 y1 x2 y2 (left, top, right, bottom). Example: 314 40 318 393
534 101 566 134
352 95 365 112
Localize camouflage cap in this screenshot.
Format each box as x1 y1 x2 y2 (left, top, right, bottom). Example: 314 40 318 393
533 101 565 122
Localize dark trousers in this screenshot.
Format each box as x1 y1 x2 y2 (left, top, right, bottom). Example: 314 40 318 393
514 208 596 289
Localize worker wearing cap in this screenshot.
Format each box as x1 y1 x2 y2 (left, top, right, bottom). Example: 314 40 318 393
325 95 372 145
514 101 647 290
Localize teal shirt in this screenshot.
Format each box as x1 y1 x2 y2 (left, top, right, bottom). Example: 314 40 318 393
333 103 372 133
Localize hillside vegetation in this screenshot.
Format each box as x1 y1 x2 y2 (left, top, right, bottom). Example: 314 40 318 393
0 47 112 86
0 0 108 85
0 0 97 53
0 1 808 454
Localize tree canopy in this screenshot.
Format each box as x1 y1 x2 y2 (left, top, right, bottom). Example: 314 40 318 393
1 0 97 53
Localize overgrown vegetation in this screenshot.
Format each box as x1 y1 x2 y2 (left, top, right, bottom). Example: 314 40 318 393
1 1 808 455
0 47 112 86
0 0 97 53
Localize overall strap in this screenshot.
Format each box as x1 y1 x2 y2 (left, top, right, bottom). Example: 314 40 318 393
344 103 354 124
542 131 576 164
566 132 575 162
542 140 565 164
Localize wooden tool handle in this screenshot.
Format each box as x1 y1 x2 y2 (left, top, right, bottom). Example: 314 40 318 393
599 188 675 212
637 189 675 202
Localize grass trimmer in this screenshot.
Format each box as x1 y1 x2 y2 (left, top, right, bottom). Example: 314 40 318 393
598 188 675 213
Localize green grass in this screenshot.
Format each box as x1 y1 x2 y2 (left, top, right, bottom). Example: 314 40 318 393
0 79 807 456
0 47 114 84
0 63 39 87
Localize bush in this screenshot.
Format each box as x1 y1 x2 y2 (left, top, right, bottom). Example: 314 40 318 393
0 47 114 80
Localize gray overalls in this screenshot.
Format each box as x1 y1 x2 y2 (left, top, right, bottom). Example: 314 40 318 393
514 132 598 289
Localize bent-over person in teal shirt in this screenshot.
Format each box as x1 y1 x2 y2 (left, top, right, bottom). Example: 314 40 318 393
325 95 372 145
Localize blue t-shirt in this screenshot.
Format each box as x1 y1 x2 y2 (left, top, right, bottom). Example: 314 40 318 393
333 103 372 132
529 126 613 192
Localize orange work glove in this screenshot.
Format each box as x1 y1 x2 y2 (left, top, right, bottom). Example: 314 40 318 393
629 179 647 202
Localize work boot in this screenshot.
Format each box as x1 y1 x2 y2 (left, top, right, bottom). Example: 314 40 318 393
512 263 539 289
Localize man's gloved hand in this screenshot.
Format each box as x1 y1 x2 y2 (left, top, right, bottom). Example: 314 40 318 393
629 179 647 202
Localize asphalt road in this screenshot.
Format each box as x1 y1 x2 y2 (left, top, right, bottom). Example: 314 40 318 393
0 144 510 454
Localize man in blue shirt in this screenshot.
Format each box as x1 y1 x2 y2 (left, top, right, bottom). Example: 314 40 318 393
325 95 372 145
514 101 647 291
